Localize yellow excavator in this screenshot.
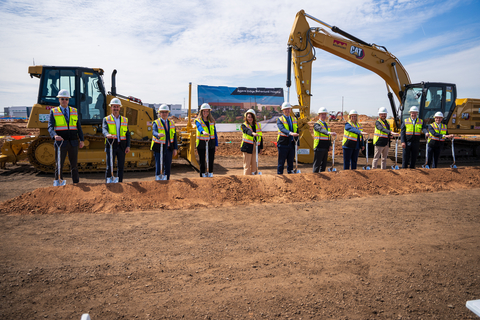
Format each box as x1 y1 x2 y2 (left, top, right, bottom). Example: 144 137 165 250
0 66 200 172
287 10 480 161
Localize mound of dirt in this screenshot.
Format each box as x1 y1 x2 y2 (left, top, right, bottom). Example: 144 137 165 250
2 167 479 215
0 124 31 135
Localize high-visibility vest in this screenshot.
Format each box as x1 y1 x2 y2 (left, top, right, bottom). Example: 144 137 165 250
313 120 330 149
373 118 389 145
428 122 447 143
241 122 262 147
404 118 423 136
105 114 128 142
195 118 215 147
52 107 78 131
277 115 298 142
151 118 175 149
342 121 363 148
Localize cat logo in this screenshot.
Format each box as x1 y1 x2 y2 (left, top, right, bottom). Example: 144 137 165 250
350 45 365 59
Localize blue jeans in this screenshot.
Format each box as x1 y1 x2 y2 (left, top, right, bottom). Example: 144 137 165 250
343 147 360 170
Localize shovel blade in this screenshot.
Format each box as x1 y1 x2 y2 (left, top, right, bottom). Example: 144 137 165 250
451 164 457 169
422 165 430 169
54 179 66 186
106 177 119 184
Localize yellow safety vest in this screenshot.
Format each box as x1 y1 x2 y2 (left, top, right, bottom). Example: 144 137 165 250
151 118 176 149
52 107 78 131
428 122 447 143
313 120 330 149
105 114 128 142
241 122 262 147
342 121 363 148
195 118 215 147
404 118 423 136
277 115 298 141
373 118 389 145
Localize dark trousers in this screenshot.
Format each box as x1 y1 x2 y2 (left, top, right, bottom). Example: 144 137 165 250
154 148 173 180
277 143 295 174
106 145 126 182
402 141 420 169
313 148 329 173
427 146 441 168
343 147 360 170
198 147 215 177
54 141 79 183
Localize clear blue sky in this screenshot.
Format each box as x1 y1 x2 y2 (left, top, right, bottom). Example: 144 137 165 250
0 0 479 116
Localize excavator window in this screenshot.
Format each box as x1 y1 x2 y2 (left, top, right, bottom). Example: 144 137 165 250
423 86 444 123
402 87 423 121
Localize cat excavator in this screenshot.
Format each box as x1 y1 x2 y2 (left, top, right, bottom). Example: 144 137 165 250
0 66 200 172
287 9 480 162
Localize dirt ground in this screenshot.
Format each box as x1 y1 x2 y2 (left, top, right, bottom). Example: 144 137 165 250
1 120 480 320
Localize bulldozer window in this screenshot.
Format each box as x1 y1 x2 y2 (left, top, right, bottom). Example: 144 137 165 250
40 69 76 106
80 72 105 124
125 108 138 126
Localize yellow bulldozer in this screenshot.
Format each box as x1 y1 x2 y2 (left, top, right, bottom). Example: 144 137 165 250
0 66 200 172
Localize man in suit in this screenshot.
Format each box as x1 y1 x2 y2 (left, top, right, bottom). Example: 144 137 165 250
47 89 84 185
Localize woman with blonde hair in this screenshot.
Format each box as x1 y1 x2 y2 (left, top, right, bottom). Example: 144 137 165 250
240 109 263 175
195 103 218 177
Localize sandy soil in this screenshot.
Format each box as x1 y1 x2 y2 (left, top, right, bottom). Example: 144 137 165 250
1 120 480 320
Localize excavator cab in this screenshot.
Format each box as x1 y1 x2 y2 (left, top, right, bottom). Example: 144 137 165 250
400 82 457 125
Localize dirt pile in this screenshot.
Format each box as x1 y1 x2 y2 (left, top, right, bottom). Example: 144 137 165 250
2 167 479 215
0 123 32 135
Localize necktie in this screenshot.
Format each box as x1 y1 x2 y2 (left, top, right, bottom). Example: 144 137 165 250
63 108 68 123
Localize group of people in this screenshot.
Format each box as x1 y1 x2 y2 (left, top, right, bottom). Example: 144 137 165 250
48 89 454 185
276 102 454 173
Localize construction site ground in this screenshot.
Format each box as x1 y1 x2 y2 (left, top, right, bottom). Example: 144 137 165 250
1 120 480 319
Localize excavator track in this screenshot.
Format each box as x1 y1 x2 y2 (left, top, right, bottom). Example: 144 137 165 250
27 135 155 173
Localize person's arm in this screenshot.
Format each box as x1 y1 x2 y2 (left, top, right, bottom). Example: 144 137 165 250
400 122 406 144
76 115 84 142
214 126 218 147
126 127 131 148
344 122 362 135
314 122 329 135
376 121 390 135
102 118 110 137
47 111 57 139
152 121 159 139
195 120 206 134
241 124 253 136
276 118 291 136
422 121 429 135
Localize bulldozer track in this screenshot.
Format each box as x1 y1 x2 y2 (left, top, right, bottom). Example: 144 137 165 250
26 135 155 173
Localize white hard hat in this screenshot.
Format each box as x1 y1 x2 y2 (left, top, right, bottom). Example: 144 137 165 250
57 89 71 98
349 109 358 115
110 98 122 106
434 111 444 118
317 107 328 114
200 103 211 111
158 104 170 113
409 106 419 113
245 109 256 116
378 107 388 114
281 102 292 110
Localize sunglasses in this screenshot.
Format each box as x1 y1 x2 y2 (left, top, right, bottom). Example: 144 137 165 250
60 98 69 101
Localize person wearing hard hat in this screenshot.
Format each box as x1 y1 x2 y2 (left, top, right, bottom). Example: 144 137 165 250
426 112 454 168
400 106 428 169
240 109 263 175
313 107 337 172
342 110 369 170
151 104 178 180
276 102 300 174
195 103 218 177
102 98 130 182
47 89 85 185
372 107 400 169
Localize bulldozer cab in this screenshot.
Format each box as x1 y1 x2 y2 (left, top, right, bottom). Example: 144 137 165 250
400 82 457 125
35 66 107 125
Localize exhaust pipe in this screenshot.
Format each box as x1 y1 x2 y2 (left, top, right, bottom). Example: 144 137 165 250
111 69 117 96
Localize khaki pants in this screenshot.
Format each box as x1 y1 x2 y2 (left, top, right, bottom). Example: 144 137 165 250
372 145 389 169
243 149 258 175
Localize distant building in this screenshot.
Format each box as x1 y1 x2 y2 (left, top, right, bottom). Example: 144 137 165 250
4 106 31 118
146 103 188 118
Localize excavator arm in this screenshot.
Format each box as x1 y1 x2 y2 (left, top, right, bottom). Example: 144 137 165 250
287 10 411 130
